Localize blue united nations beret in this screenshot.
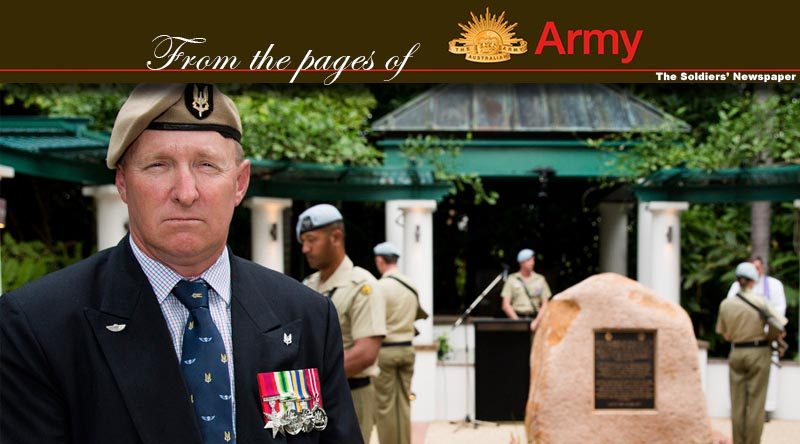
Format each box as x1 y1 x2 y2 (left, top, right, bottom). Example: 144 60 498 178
517 248 535 263
373 241 401 258
735 262 759 281
296 204 343 242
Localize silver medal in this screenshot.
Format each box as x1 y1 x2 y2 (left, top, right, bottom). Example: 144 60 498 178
311 405 328 431
283 409 303 435
263 410 285 439
301 408 315 433
263 399 286 438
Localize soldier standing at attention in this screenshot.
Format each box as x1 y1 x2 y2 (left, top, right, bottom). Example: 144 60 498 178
298 204 387 444
716 262 787 444
725 256 787 421
500 248 552 332
372 242 428 444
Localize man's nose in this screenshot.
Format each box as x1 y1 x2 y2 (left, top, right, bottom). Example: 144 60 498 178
171 166 200 205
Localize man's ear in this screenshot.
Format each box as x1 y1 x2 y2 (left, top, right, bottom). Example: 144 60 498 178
330 227 344 245
234 159 251 206
115 167 129 203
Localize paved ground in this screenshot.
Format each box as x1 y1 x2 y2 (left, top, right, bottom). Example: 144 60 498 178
366 419 800 443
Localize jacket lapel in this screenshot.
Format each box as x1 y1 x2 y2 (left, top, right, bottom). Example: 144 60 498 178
230 255 300 443
84 239 201 444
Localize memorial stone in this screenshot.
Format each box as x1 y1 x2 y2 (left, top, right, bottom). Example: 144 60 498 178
524 273 712 444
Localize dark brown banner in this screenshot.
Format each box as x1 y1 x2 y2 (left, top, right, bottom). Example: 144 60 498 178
1 0 798 82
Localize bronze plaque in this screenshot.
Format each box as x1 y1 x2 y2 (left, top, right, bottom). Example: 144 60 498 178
594 330 655 409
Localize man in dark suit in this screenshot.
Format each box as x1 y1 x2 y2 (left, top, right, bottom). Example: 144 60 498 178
0 84 362 444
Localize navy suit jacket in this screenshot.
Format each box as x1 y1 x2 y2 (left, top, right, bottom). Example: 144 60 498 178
0 238 362 444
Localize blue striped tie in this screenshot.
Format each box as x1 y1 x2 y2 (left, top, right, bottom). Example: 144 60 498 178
173 279 235 444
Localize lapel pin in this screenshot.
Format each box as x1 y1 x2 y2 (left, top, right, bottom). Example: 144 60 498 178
105 323 127 333
283 332 293 346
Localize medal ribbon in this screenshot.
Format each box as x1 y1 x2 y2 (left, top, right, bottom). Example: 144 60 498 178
304 368 323 407
258 368 324 417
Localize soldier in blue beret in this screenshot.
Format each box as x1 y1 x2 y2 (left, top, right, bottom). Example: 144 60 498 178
298 204 387 444
500 248 552 332
372 242 427 444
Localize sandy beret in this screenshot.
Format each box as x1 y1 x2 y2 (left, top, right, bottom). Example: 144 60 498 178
296 204 344 242
517 248 535 263
106 83 242 168
373 241 401 257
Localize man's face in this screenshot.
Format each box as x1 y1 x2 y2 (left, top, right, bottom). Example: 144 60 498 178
520 257 535 273
300 228 336 270
752 259 765 277
115 130 250 272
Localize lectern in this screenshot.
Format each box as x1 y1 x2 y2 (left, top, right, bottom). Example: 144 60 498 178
473 318 532 421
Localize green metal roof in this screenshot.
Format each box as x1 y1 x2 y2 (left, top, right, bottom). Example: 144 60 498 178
371 84 689 133
0 135 106 151
247 159 450 201
0 117 112 183
0 116 108 148
634 165 800 202
379 138 634 178
370 84 683 179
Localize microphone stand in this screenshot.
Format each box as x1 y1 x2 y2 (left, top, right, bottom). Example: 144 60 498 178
449 265 508 430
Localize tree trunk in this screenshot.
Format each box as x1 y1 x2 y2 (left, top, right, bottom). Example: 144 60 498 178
750 85 773 264
751 201 771 262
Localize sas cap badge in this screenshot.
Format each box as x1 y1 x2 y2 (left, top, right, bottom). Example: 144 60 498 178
448 7 528 63
184 83 214 119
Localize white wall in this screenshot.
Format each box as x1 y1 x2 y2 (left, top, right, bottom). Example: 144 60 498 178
427 326 800 422
706 359 800 420
430 323 475 421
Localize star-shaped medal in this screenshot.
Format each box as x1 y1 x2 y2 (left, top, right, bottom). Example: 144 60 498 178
263 411 285 438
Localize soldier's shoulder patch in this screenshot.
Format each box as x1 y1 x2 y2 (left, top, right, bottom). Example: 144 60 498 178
360 284 372 296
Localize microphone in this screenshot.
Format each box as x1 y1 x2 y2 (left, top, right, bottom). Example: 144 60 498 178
502 263 510 281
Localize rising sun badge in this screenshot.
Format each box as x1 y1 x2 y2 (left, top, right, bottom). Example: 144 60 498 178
448 7 528 63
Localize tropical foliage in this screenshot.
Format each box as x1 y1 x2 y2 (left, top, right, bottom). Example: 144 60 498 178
1 233 83 292
1 84 130 131
233 87 380 165
1 84 382 165
600 85 800 356
400 135 498 205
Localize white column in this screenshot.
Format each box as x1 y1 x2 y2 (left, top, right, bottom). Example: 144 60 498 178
245 197 292 272
0 165 15 294
384 200 405 269
636 202 653 287
395 199 437 422
646 201 689 305
0 165 14 180
397 200 437 342
82 185 129 251
598 203 630 276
